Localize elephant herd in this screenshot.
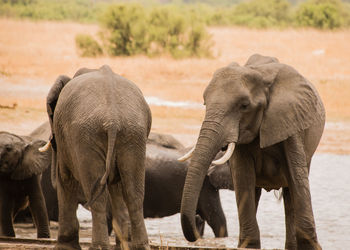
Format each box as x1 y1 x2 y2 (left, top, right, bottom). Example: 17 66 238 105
0 54 324 250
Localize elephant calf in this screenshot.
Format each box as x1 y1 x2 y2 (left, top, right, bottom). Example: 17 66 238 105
0 131 50 238
113 133 232 239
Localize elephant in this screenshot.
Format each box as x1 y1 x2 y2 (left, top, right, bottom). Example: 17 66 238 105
42 65 152 249
179 54 324 250
16 120 232 241
115 132 232 239
0 131 50 238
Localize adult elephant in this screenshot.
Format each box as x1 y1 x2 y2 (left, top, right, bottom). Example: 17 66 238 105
42 65 152 250
179 54 324 250
0 131 50 238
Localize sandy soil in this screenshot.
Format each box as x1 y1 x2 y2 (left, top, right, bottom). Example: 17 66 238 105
0 18 349 154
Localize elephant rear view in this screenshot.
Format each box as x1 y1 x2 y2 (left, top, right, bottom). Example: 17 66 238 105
44 65 151 249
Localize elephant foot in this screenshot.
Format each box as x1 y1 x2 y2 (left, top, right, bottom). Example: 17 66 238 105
195 215 205 237
297 239 322 250
238 238 261 249
129 242 150 250
54 243 81 250
89 245 111 250
56 235 81 250
285 241 297 250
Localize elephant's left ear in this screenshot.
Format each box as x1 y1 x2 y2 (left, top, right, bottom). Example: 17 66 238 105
252 63 325 148
11 140 50 180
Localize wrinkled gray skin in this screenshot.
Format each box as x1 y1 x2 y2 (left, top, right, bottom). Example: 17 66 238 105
47 65 152 250
114 133 232 241
0 131 50 238
180 54 325 250
21 121 232 240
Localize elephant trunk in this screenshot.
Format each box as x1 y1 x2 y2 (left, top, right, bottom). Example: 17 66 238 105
180 120 224 242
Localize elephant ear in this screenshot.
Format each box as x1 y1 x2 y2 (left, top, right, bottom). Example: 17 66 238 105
73 67 97 78
11 140 50 180
251 63 325 148
245 53 279 66
47 75 71 124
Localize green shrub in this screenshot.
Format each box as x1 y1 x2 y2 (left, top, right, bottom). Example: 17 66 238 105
230 0 292 28
75 34 103 57
294 0 345 29
99 4 213 58
100 4 150 56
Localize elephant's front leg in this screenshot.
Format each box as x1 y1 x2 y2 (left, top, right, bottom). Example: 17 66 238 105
117 144 149 250
283 187 297 250
283 135 321 250
0 191 15 237
231 151 260 249
28 176 50 238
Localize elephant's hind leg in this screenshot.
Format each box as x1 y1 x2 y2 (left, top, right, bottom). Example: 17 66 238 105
56 173 81 250
77 153 110 250
108 182 131 248
116 143 149 250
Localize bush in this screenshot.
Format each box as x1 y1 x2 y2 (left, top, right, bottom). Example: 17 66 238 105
99 4 213 58
294 0 345 29
75 34 103 57
100 4 150 56
230 0 292 28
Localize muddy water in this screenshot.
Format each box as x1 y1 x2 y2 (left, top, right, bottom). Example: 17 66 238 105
14 154 349 249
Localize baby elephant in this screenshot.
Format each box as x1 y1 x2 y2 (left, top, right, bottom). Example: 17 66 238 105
0 131 50 238
110 133 233 242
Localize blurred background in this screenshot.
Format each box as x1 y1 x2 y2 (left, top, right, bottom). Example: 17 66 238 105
0 0 349 249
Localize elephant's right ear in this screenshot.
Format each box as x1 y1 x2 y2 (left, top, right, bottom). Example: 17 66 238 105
11 140 50 180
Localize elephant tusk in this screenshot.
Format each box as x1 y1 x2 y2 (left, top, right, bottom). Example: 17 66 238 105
38 141 51 152
178 146 195 162
212 142 235 165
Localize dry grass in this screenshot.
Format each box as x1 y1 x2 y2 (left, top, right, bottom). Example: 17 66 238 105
0 18 349 152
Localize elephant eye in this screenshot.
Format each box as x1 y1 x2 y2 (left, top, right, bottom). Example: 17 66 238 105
5 144 12 152
240 102 250 111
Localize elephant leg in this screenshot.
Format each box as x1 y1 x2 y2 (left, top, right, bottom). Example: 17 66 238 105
89 192 110 250
283 135 321 250
28 176 50 238
283 187 297 250
56 173 81 250
116 145 149 250
77 154 110 250
231 150 260 249
108 182 131 249
255 187 261 213
0 194 15 237
195 215 205 237
197 183 227 237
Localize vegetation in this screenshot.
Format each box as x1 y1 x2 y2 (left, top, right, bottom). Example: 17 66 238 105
75 34 103 57
94 4 213 58
2 0 350 58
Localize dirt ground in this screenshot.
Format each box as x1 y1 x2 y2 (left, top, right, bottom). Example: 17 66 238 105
0 18 349 154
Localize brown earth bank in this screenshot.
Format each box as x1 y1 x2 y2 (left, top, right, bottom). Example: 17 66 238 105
0 18 350 154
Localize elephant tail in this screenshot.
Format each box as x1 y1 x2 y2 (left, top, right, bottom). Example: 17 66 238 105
87 127 118 207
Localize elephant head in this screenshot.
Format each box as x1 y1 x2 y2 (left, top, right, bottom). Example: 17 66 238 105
179 54 324 241
0 132 50 180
